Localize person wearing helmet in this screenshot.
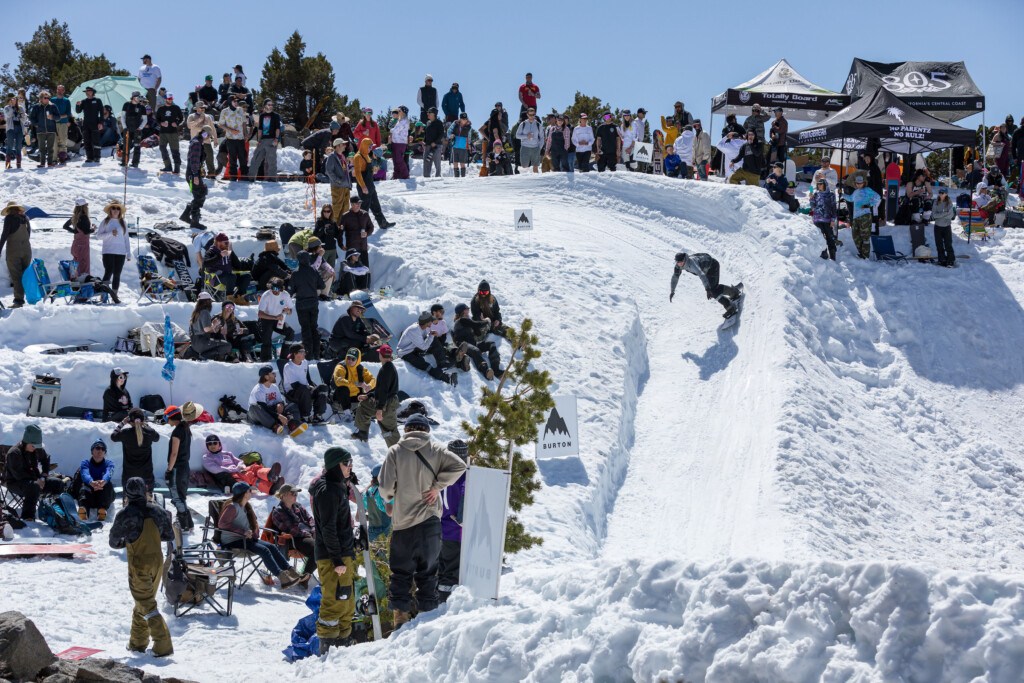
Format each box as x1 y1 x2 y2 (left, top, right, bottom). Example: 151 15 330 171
423 107 446 178
669 252 743 320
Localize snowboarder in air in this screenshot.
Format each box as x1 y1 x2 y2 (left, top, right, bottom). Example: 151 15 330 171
669 252 743 320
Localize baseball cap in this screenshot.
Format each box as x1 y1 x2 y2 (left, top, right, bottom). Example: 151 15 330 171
275 483 302 498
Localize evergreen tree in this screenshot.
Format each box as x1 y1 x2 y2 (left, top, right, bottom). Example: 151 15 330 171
259 31 358 130
461 319 554 553
550 91 615 126
0 19 127 94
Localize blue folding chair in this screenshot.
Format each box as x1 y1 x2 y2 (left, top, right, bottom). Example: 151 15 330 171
870 235 908 264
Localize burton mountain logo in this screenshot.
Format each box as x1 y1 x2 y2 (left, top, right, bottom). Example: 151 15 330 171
543 407 570 438
518 213 530 225
635 146 649 158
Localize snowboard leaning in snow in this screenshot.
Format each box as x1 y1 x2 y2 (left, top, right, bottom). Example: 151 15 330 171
719 283 745 331
0 544 96 558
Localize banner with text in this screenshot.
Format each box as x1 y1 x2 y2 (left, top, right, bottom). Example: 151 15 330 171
459 465 511 601
536 395 579 458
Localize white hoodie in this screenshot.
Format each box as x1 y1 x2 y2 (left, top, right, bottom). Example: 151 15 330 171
619 121 638 152
716 136 745 177
95 218 131 256
571 125 595 152
390 117 409 144
675 129 695 164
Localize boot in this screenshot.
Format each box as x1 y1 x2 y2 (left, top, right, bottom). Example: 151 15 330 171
393 609 412 629
177 511 193 531
279 568 302 588
5 159 10 170
58 151 67 165
179 204 193 223
268 462 282 483
351 430 369 441
16 153 22 169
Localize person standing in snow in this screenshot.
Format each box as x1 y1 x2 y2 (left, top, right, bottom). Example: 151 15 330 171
594 112 621 172
186 102 217 176
325 137 353 220
111 408 160 494
311 447 359 654
448 113 473 178
249 99 282 181
155 93 183 174
120 91 147 168
389 106 411 180
423 107 446 178
438 439 469 603
441 83 465 123
354 108 381 147
31 90 59 167
137 54 162 108
2 200 34 307
675 125 696 178
769 107 788 164
5 94 28 168
63 198 94 276
571 114 595 172
165 402 201 531
743 104 770 145
545 114 573 173
109 477 174 658
417 75 438 123
516 107 544 173
809 178 839 260
352 137 395 229
669 252 742 320
378 415 467 628
353 343 399 444
691 120 712 180
96 200 131 302
932 187 957 267
849 174 881 259
518 73 541 117
726 130 764 186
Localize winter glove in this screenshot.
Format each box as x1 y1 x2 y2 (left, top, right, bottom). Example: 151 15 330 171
356 525 369 552
164 470 174 485
669 292 674 302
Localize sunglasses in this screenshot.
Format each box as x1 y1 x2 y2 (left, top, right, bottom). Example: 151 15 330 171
479 290 490 296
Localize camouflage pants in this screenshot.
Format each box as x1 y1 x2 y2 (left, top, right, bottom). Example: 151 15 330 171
852 215 873 258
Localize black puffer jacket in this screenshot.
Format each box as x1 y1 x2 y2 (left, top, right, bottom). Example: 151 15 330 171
110 420 161 475
109 498 174 548
103 370 133 421
4 443 51 484
291 251 324 310
310 469 355 567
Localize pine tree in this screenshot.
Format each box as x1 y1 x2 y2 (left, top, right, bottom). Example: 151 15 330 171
0 19 127 94
258 31 358 130
461 319 554 553
550 91 615 126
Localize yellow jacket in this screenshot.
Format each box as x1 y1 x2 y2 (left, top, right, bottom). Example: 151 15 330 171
660 116 680 146
352 138 373 192
332 350 376 397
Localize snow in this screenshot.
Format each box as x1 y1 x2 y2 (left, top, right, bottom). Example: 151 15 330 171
2 143 1024 682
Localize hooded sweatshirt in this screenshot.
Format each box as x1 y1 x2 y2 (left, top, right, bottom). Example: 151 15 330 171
377 431 467 531
103 370 132 421
352 138 374 192
332 350 376 397
291 251 323 310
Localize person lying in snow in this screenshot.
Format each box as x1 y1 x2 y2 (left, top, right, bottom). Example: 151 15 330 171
669 252 742 320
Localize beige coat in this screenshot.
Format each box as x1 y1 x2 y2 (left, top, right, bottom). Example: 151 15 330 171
186 111 217 145
378 431 466 531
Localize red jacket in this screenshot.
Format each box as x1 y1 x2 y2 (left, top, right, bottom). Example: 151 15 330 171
354 119 381 147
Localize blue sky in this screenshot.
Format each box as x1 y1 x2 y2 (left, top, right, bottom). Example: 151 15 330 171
3 0 1019 132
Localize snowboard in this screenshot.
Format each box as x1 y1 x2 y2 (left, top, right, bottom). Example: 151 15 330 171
785 159 796 184
909 223 929 255
56 647 103 661
25 340 100 355
170 259 198 302
0 543 96 559
353 488 383 641
718 283 745 331
885 163 900 221
55 406 105 420
349 290 395 342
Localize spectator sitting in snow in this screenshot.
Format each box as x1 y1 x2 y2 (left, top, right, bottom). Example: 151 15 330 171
337 249 370 297
452 302 503 380
248 364 305 435
201 433 282 494
189 292 232 361
328 299 381 361
331 347 376 419
282 345 328 424
75 439 115 521
211 300 255 362
396 312 457 385
765 163 798 213
663 145 684 178
471 280 507 338
103 366 133 422
252 240 291 291
204 233 250 304
5 424 64 521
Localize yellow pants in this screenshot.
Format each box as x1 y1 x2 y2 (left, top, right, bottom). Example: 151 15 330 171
331 187 350 220
128 519 172 655
316 556 356 639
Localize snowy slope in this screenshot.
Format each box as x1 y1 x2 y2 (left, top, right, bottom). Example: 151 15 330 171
2 144 1024 682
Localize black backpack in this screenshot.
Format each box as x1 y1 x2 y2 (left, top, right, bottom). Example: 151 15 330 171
218 395 247 423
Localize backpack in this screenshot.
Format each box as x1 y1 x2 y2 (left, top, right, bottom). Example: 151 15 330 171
218 395 247 424
140 394 166 414
38 492 96 535
238 451 263 466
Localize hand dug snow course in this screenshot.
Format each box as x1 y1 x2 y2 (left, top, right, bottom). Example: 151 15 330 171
1 148 1024 682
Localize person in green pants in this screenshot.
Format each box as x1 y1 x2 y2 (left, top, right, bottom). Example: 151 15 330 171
310 447 358 655
0 200 32 307
109 477 175 657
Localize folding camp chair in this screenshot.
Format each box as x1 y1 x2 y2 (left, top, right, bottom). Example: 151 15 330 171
56 260 111 304
200 499 274 588
260 512 314 579
870 235 908 263
0 445 26 512
136 254 181 304
202 272 229 302
167 523 237 617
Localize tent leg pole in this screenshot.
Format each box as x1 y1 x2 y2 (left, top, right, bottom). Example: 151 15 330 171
982 112 987 166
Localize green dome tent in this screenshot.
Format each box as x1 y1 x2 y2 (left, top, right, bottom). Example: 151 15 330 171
68 75 145 115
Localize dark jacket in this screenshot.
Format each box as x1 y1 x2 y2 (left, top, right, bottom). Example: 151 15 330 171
310 469 355 567
743 111 770 143
155 104 183 133
270 501 314 540
314 218 340 252
733 142 765 174
339 210 373 252
440 472 466 542
418 86 438 112
291 252 324 310
769 115 788 148
330 313 372 351
373 360 399 405
111 419 160 473
301 128 333 152
63 214 93 236
198 85 219 104
453 316 490 347
186 136 206 181
670 253 719 296
32 103 59 133
103 371 133 421
441 90 465 119
470 294 502 326
721 121 745 138
109 498 174 548
4 443 51 484
0 213 30 258
252 250 291 288
423 118 445 146
203 244 242 277
75 97 104 126
1012 127 1024 161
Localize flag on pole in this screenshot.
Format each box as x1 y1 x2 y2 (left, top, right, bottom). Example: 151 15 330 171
161 315 176 382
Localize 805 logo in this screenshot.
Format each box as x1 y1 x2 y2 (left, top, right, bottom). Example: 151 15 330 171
882 71 951 94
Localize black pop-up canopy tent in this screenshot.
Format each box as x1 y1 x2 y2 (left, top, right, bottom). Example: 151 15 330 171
788 87 977 154
842 59 985 123
711 59 849 125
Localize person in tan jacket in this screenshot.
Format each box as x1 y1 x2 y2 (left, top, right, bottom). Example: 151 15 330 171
377 414 466 627
186 102 216 176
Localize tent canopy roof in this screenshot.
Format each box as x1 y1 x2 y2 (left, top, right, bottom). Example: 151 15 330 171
712 59 849 122
843 59 985 122
788 87 977 154
68 76 145 116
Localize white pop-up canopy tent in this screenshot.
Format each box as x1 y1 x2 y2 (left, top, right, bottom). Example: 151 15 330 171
711 58 850 125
